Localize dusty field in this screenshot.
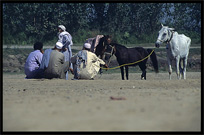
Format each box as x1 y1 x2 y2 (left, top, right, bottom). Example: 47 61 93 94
3 72 201 132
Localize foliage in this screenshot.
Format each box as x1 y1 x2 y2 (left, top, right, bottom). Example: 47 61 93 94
2 3 201 45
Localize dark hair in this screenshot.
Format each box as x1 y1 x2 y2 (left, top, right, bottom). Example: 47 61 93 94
34 42 43 50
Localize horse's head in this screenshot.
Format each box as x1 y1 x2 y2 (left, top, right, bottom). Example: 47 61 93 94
155 24 175 48
103 44 116 64
95 35 112 60
103 35 112 46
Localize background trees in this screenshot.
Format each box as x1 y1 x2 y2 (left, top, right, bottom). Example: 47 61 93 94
2 3 201 45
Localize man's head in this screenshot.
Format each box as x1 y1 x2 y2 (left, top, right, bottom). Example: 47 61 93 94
55 42 63 50
84 43 91 51
34 42 43 50
58 25 66 32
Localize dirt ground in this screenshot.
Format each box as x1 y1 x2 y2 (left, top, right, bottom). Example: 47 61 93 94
3 72 201 132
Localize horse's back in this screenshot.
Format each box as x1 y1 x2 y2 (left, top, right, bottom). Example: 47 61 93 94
127 47 148 64
172 32 191 58
174 33 191 47
128 47 143 55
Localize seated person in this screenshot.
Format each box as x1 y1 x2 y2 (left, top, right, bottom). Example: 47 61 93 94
24 42 43 79
36 47 53 78
71 43 108 80
44 42 73 79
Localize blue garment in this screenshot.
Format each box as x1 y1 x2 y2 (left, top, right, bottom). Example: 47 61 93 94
37 48 52 78
72 50 87 79
24 50 43 79
76 50 88 74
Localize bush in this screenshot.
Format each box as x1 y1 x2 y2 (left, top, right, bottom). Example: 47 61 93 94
16 32 27 45
3 29 201 46
177 30 201 44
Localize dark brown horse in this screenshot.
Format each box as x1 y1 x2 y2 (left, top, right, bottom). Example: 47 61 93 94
105 43 159 80
90 35 111 73
94 35 112 59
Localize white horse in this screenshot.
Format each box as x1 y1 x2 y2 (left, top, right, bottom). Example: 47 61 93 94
155 24 191 80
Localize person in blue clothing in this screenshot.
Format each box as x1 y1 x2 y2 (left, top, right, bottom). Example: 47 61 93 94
24 42 43 79
36 47 53 78
58 25 73 80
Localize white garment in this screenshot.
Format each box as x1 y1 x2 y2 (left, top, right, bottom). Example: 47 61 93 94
79 51 105 79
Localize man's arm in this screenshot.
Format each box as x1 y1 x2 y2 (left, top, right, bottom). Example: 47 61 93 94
92 52 106 65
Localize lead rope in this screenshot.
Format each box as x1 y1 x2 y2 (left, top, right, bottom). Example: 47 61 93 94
99 48 155 70
106 46 114 66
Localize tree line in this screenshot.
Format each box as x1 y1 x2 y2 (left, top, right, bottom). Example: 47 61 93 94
2 3 201 45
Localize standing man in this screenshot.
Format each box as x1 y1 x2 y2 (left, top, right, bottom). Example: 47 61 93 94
44 42 72 79
58 25 73 80
24 42 43 79
71 43 108 80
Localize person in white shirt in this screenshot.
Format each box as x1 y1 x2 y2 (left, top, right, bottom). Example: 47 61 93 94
71 43 108 80
58 25 73 80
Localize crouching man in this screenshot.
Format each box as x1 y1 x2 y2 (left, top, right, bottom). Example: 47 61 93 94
71 43 108 80
44 42 73 79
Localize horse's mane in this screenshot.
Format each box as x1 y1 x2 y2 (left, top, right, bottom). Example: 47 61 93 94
110 43 127 49
98 36 105 44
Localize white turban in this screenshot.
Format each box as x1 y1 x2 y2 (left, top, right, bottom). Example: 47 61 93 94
84 43 91 49
58 25 66 31
56 42 63 49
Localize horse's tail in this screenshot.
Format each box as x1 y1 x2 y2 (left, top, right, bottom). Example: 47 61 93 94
147 49 159 73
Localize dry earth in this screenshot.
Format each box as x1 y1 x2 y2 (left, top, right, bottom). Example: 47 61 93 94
3 72 201 132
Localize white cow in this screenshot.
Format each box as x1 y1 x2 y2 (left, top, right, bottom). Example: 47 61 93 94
155 24 191 80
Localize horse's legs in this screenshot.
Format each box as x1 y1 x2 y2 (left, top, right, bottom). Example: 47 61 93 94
120 66 125 80
167 58 172 80
183 57 188 79
125 66 129 80
175 56 181 79
179 59 184 79
99 54 104 74
142 70 146 80
139 63 146 80
99 68 103 74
